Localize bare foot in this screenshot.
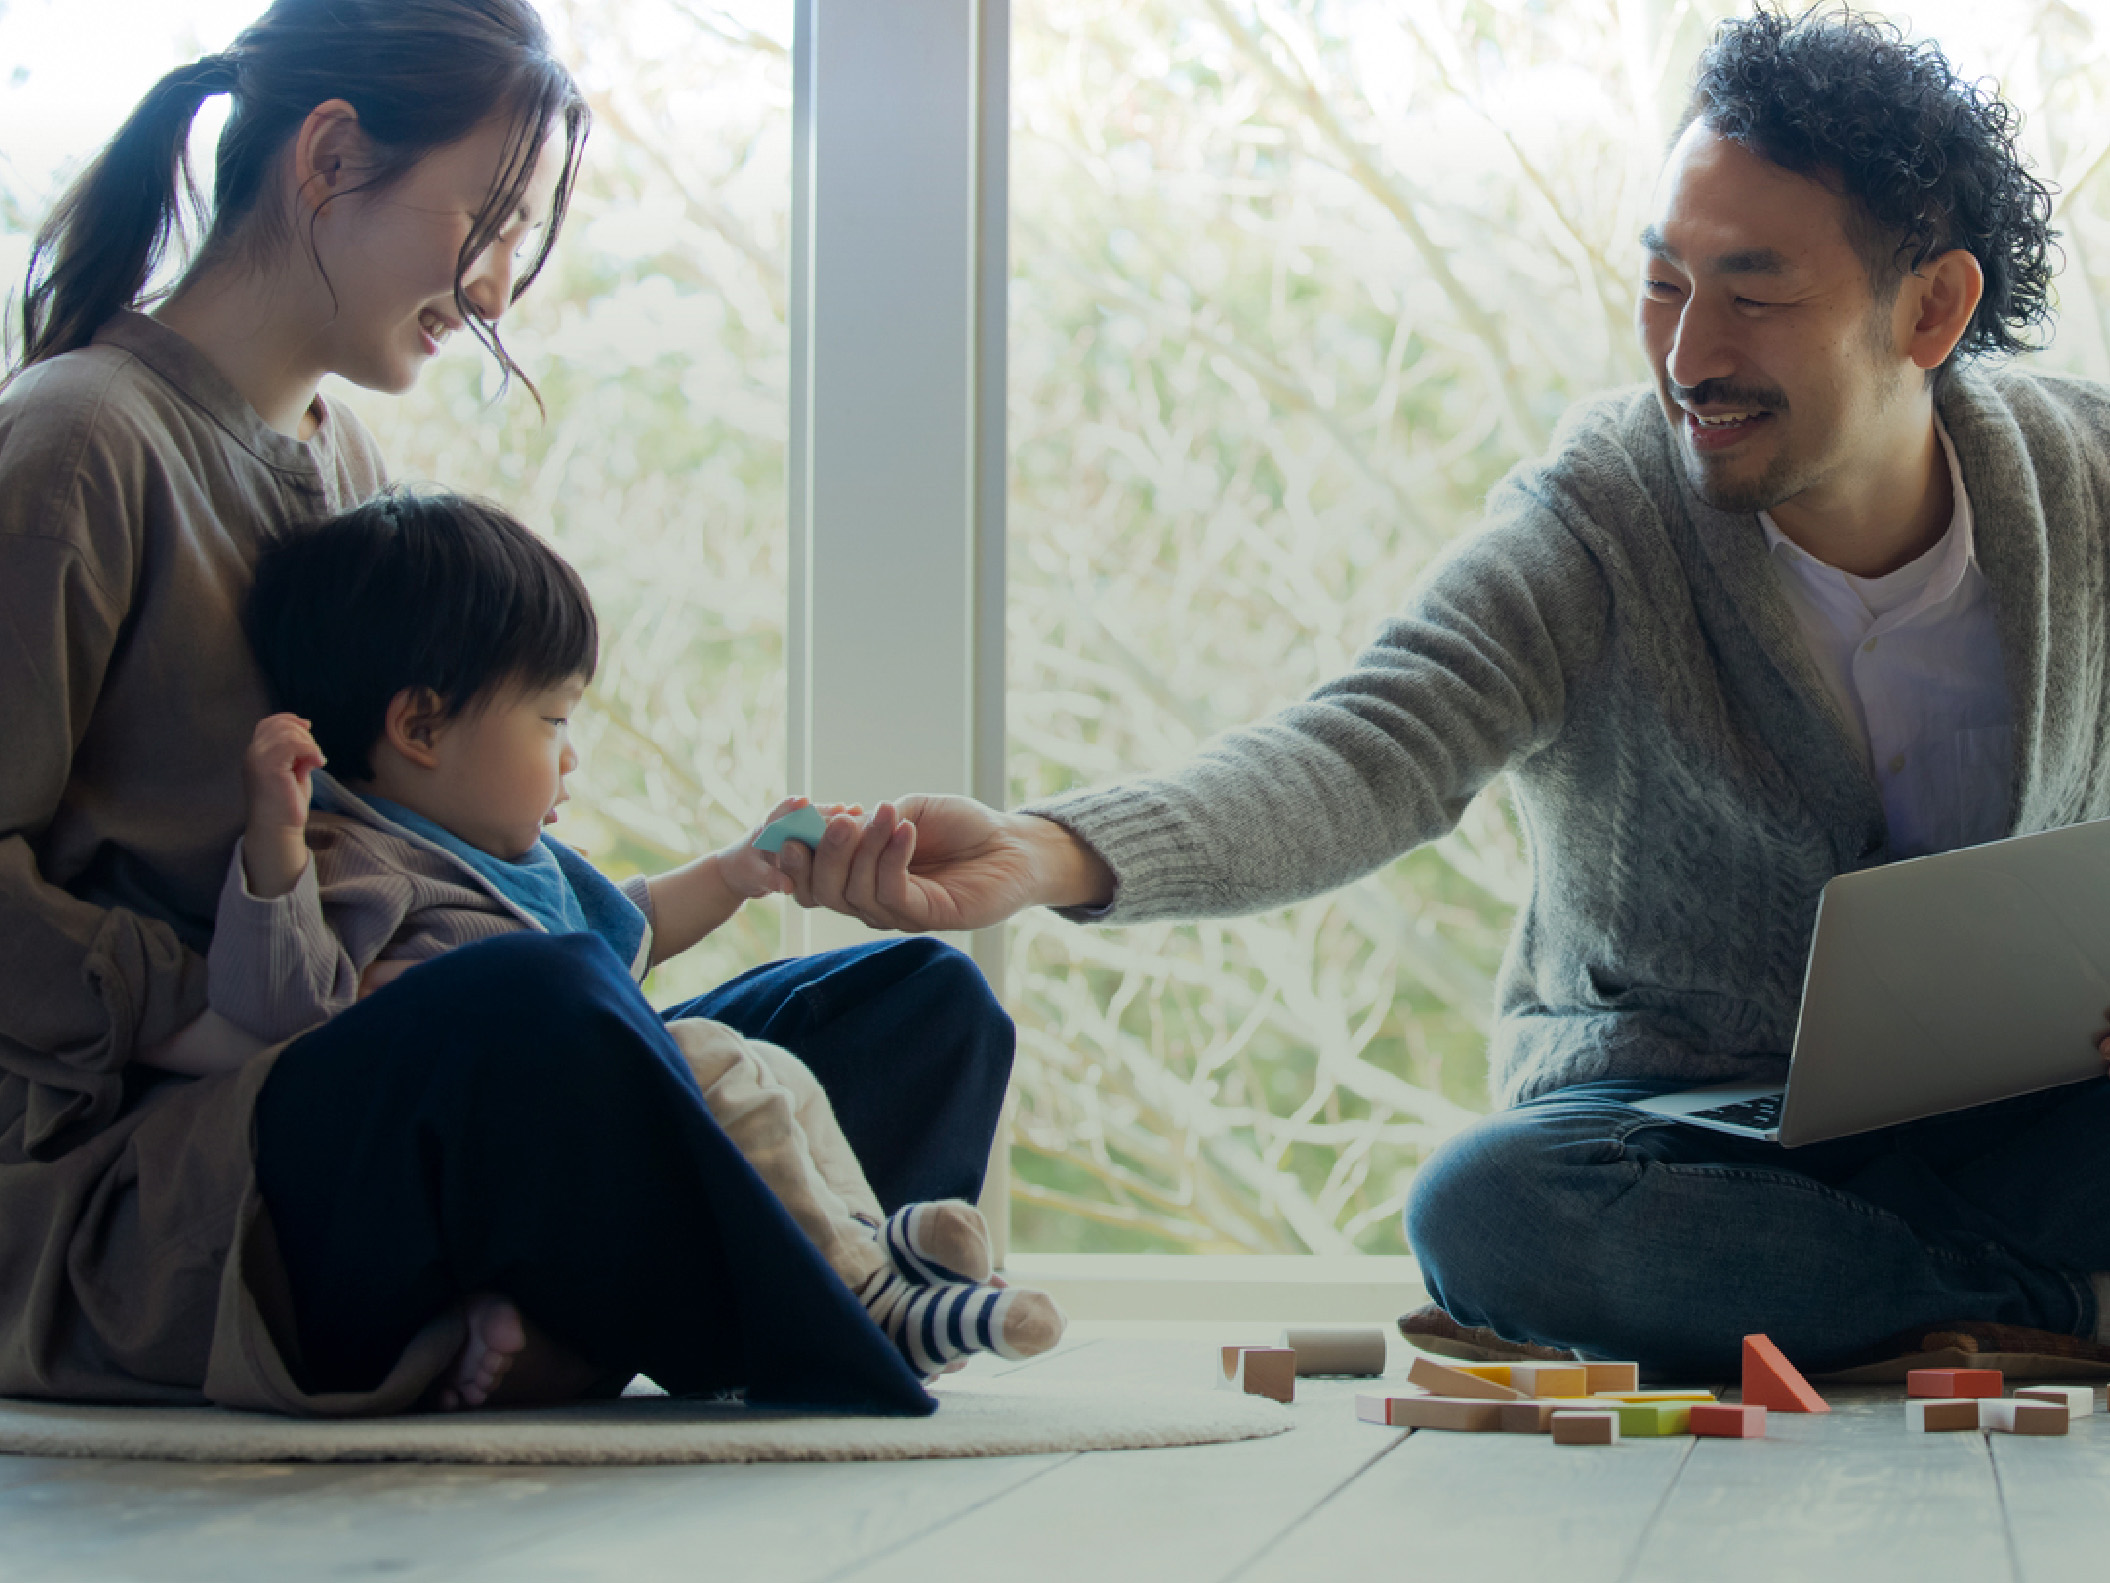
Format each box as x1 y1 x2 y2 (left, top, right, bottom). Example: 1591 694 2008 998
435 1295 602 1411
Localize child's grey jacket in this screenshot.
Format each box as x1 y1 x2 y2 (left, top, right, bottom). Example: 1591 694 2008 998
208 776 654 1045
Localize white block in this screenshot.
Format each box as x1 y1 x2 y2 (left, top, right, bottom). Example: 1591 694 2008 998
2014 1384 2095 1418
1980 1398 2068 1435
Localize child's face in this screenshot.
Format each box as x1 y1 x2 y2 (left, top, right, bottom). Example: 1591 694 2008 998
423 675 586 860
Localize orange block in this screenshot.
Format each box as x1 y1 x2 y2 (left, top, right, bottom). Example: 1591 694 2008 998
1689 1402 1767 1438
1740 1334 1830 1414
1906 1368 2002 1399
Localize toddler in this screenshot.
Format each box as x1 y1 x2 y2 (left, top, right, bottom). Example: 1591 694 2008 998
205 488 1063 1402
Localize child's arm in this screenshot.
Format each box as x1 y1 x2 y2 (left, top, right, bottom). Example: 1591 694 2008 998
206 715 394 1050
644 797 852 968
240 713 323 899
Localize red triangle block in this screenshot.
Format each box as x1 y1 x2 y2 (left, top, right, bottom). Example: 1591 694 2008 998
1742 1334 1830 1414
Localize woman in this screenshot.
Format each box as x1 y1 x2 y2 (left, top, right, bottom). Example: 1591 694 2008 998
0 0 1010 1417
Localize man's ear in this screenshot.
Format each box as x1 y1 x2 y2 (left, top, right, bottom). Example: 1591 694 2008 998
1901 248 1986 373
292 99 370 216
382 687 451 771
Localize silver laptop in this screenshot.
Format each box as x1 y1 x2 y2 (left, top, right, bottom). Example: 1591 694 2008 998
1634 816 2110 1146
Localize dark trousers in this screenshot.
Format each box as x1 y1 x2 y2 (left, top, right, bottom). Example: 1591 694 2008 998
251 932 1014 1411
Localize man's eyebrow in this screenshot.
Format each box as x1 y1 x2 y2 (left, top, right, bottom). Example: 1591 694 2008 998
1639 226 1792 277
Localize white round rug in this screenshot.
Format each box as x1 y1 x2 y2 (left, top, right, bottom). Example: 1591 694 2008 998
0 1379 1292 1466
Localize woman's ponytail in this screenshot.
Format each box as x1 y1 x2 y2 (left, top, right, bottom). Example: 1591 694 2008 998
15 54 240 369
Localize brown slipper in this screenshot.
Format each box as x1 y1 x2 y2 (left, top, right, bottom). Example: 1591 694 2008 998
1814 1319 2110 1384
1395 1301 1578 1364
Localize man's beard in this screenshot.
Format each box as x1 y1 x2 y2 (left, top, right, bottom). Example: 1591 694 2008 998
1681 441 1804 515
1665 375 1799 514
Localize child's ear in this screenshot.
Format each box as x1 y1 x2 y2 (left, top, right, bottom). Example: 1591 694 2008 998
383 687 450 770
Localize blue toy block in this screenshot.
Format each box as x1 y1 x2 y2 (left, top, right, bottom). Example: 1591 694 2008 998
755 804 828 854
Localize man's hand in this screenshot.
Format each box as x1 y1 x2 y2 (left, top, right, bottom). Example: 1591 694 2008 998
777 795 1114 933
241 714 324 900
716 796 864 901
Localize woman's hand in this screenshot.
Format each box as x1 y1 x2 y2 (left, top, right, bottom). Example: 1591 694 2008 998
241 713 324 899
777 795 1113 933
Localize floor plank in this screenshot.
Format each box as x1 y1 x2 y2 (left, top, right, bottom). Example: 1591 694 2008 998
1234 1408 1691 1583
449 1457 1071 1583
1628 1388 2012 1583
1990 1404 2110 1582
838 1343 1394 1583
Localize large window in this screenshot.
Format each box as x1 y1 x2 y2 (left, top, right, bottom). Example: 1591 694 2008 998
17 0 2110 1265
0 0 796 1007
1000 0 2110 1254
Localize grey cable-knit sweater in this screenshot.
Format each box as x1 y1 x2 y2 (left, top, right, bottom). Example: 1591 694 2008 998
1028 368 2110 1107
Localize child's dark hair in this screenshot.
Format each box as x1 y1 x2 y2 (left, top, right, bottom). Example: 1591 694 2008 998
12 0 588 406
247 489 598 780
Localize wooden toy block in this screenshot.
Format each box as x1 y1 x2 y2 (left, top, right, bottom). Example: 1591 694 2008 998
1599 1389 1718 1403
1980 1398 2068 1436
1499 1361 1591 1397
1689 1403 1767 1438
1609 1400 1693 1437
1407 1355 1526 1401
1388 1395 1509 1431
1218 1346 1296 1404
2016 1385 2096 1418
1356 1393 1407 1427
1450 1363 1513 1385
1582 1362 1641 1394
1741 1334 1830 1414
1280 1326 1386 1377
1906 1398 1981 1433
1906 1368 2002 1399
754 805 827 854
1497 1399 1569 1433
1551 1409 1621 1445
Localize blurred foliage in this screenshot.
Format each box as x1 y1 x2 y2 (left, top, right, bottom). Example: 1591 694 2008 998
1001 0 2110 1253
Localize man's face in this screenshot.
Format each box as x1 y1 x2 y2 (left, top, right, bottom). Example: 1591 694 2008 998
1638 123 1913 516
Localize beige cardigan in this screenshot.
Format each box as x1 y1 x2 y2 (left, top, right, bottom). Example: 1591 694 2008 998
0 312 434 1414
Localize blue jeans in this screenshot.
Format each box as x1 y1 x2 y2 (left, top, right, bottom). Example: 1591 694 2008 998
253 932 1013 1411
1406 1076 2110 1377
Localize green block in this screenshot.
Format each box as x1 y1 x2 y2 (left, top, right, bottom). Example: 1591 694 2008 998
756 805 828 854
1611 1401 1692 1437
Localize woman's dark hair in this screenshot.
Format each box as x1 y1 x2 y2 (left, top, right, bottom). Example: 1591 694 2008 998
247 489 599 781
1683 6 2056 367
13 0 588 401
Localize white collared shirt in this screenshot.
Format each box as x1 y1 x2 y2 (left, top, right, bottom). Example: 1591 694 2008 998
1760 419 2012 858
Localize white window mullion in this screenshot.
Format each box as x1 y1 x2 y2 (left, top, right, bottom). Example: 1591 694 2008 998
788 0 1012 1250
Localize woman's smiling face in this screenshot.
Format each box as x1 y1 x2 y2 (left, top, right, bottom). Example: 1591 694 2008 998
302 110 564 395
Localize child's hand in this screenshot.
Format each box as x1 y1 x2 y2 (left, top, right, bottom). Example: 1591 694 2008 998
241 713 325 899
718 796 863 901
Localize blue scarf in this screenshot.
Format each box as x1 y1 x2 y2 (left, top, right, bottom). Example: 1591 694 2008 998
319 778 648 974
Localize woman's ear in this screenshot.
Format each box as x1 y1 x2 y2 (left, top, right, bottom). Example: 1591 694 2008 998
382 687 451 770
292 99 370 216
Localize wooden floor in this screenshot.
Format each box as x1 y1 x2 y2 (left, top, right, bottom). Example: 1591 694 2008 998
5 1328 2107 1581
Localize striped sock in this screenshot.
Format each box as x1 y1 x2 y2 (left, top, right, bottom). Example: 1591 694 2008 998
883 1200 993 1286
858 1271 1066 1377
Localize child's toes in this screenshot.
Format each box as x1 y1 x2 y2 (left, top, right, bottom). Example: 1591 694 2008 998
996 1288 1067 1359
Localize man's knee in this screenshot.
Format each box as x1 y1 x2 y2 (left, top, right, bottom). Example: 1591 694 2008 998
1405 1101 1629 1336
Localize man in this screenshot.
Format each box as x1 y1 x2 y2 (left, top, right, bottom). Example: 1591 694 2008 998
781 8 2110 1376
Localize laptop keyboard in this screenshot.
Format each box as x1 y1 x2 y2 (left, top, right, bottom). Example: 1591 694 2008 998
1687 1093 1783 1130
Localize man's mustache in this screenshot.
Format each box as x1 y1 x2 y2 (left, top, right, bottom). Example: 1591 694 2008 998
1669 378 1789 411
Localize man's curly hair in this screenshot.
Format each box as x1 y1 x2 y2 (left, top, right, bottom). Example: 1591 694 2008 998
1683 6 2056 365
